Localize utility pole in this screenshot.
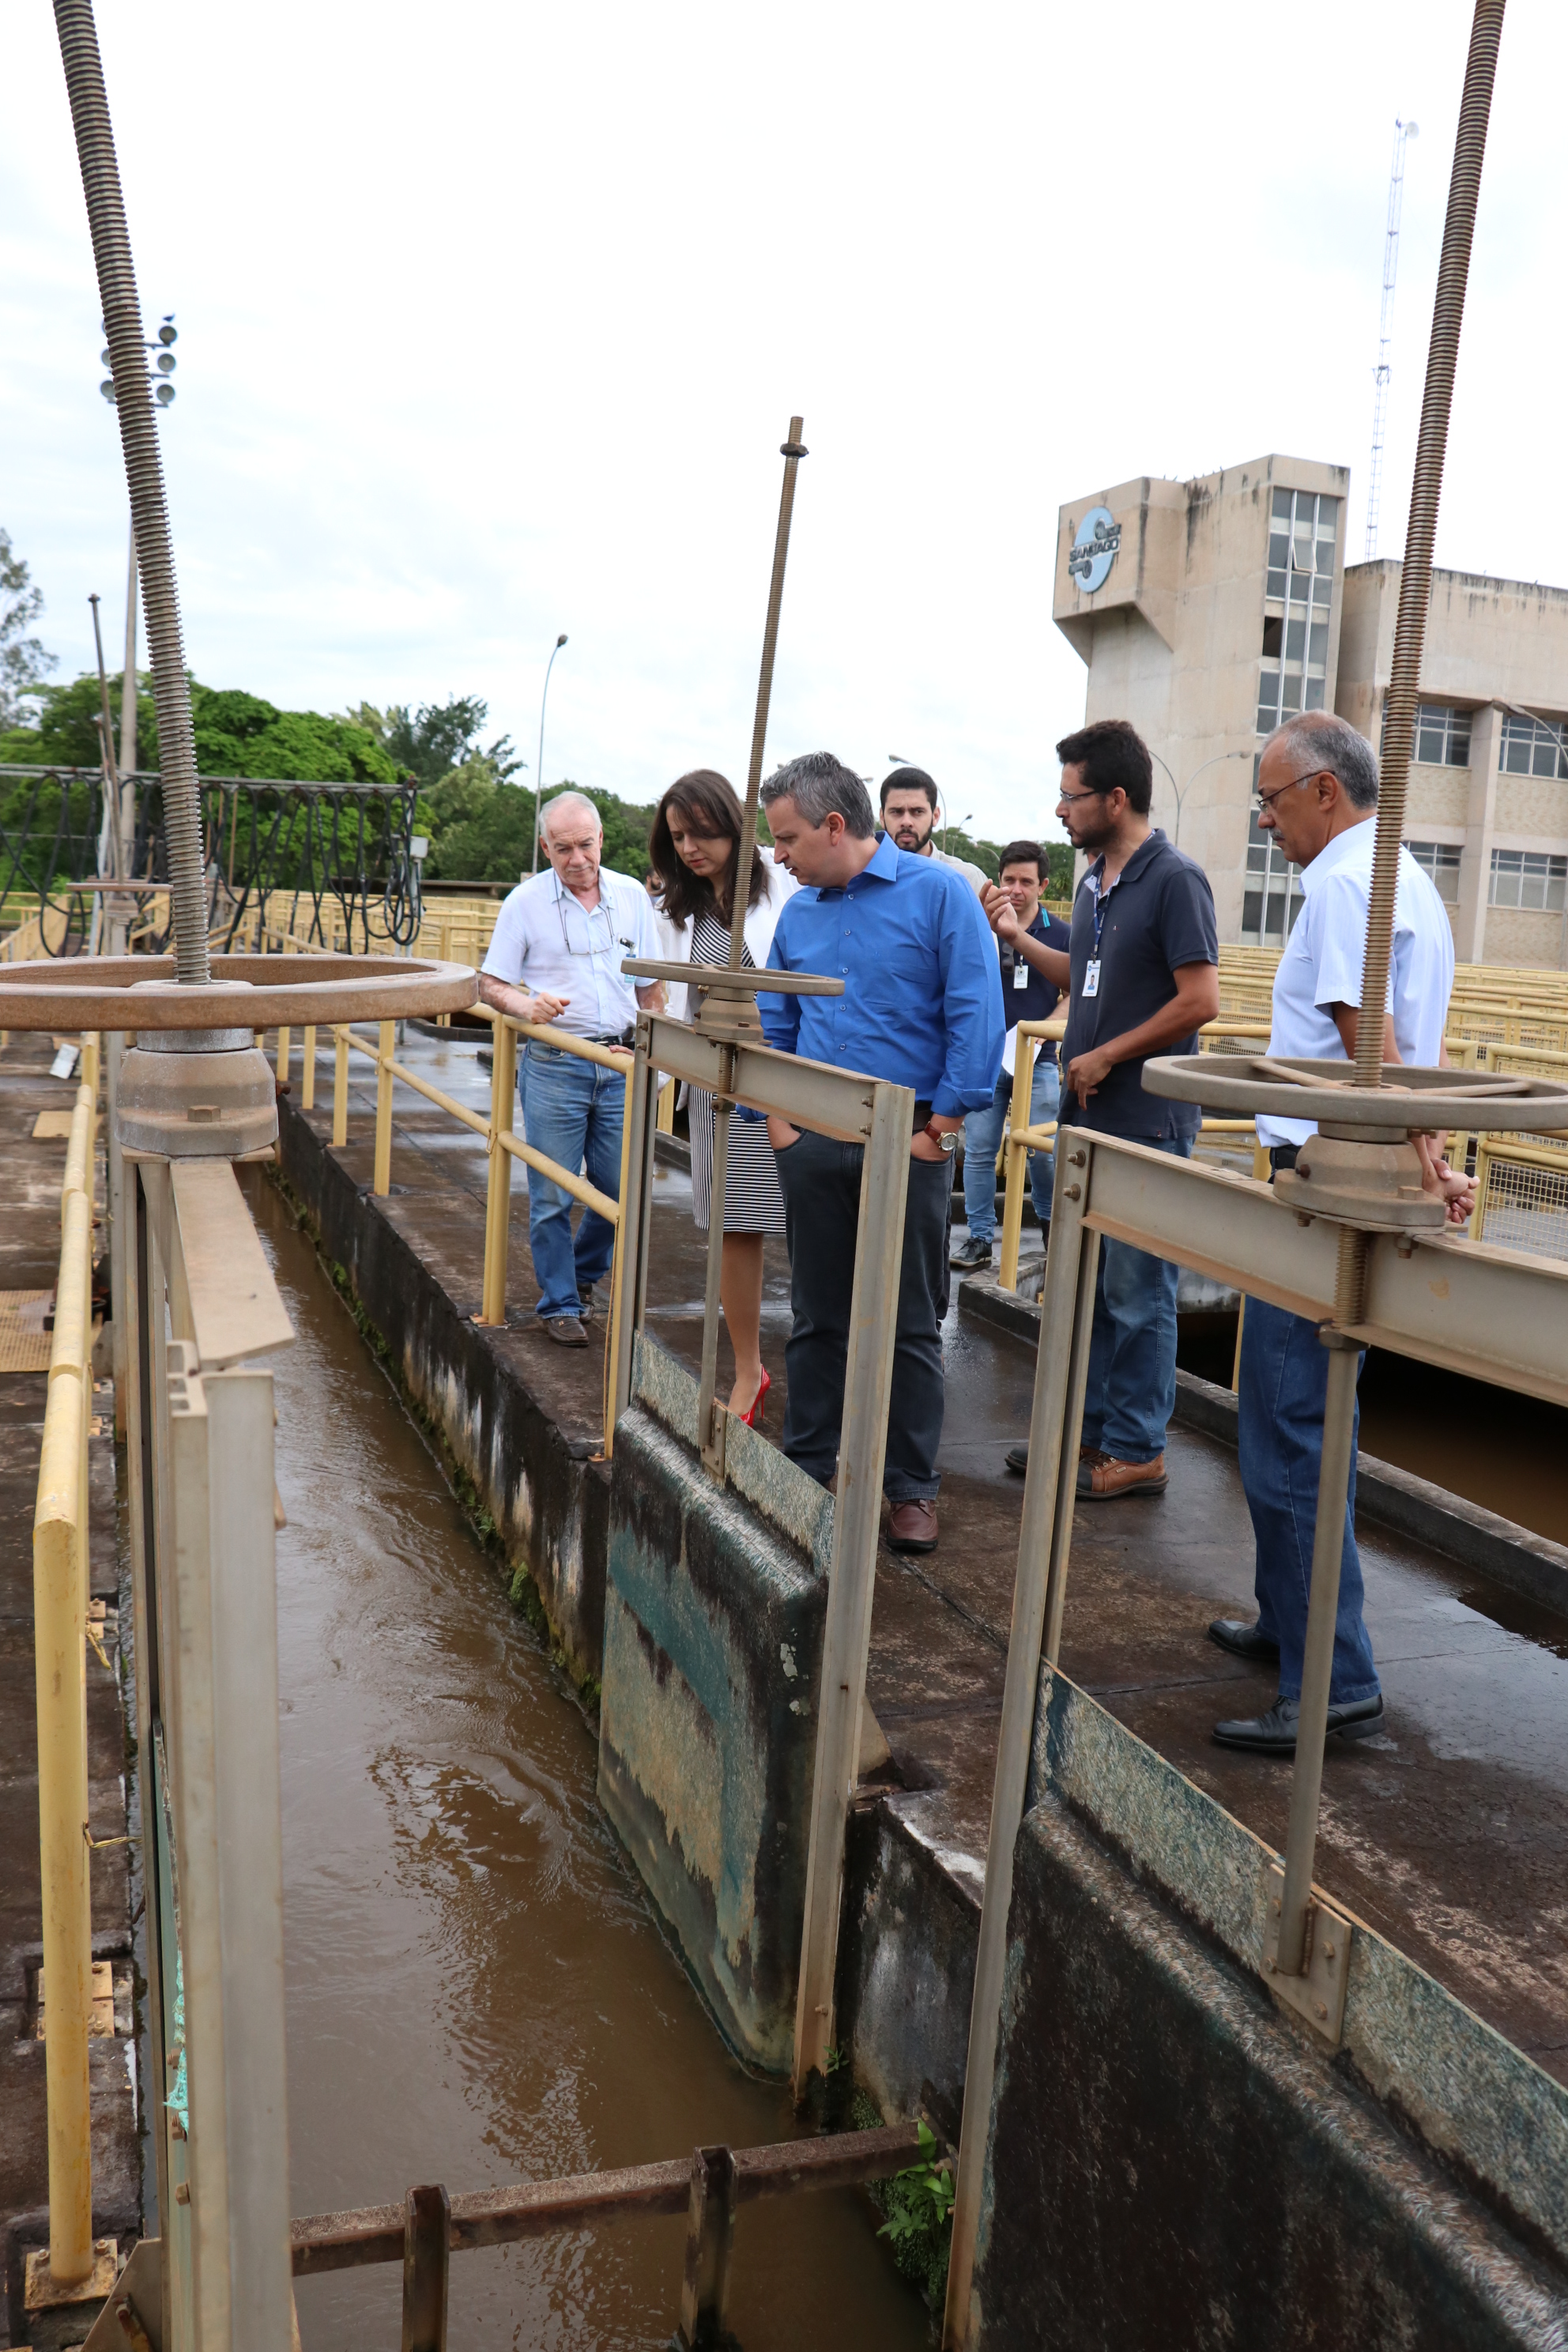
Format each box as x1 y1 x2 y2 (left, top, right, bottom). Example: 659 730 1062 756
1365 117 1419 561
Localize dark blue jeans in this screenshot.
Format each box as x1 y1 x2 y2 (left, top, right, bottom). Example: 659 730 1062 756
962 1060 1058 1243
518 1042 624 1321
1237 1298 1381 1706
774 1128 953 1501
1080 1133 1192 1464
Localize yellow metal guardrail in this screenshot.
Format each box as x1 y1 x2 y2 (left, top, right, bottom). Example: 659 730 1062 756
33 1034 101 2287
995 1020 1274 1292
295 1006 636 1457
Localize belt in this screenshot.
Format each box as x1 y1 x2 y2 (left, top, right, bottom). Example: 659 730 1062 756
531 1028 635 1048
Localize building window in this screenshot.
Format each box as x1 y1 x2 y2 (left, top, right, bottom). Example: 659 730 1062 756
1414 704 1472 767
1242 808 1306 941
1406 840 1461 903
1498 712 1568 779
1488 848 1568 911
1257 488 1339 736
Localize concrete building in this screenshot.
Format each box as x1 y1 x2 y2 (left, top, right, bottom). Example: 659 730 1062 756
1054 454 1568 967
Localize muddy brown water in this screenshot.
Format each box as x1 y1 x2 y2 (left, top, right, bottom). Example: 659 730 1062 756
247 1178 929 2350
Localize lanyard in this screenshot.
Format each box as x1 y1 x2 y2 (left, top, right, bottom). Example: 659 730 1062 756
1090 872 1114 957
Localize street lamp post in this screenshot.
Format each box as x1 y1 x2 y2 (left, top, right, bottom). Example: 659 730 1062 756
530 633 569 875
1149 747 1250 849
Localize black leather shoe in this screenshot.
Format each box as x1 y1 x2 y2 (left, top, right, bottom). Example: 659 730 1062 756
1004 1442 1030 1474
1212 1694 1385 1754
950 1234 993 1271
1208 1617 1281 1663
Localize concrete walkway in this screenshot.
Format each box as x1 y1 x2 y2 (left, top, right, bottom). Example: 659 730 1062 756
307 1027 1568 2092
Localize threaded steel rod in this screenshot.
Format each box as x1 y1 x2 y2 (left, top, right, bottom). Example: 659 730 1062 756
1355 1 1503 1087
54 0 211 986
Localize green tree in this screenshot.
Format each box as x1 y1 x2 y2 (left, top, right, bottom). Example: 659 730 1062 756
424 776 658 886
1 668 157 770
344 695 521 789
0 529 58 737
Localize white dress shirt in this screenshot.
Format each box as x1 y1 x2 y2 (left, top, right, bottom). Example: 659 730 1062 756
481 866 658 1038
1257 816 1455 1148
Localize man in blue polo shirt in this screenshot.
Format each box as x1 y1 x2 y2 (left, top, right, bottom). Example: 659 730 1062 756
757 751 1004 1555
1004 720 1218 1496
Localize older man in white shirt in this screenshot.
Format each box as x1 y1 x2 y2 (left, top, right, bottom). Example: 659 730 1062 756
1211 710 1469 1753
478 792 663 1346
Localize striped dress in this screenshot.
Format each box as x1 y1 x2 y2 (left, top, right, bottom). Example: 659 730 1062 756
688 910 787 1236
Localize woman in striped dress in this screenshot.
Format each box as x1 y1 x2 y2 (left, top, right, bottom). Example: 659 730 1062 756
650 770 796 1428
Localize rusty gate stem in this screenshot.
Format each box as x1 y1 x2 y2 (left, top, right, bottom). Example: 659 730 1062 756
1355 1 1504 1086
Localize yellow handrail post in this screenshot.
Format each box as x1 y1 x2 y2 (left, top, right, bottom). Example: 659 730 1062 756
997 1032 1035 1295
479 1021 518 1325
1468 1136 1492 1242
34 1181 95 2287
656 1073 677 1134
333 1026 349 1148
603 1061 635 1458
301 1024 317 1110
373 1020 395 1196
276 1023 292 1087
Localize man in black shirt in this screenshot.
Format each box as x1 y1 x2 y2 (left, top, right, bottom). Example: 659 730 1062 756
952 840 1071 1270
1004 721 1218 1498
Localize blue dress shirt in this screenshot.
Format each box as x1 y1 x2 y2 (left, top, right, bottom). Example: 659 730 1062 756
759 835 1004 1114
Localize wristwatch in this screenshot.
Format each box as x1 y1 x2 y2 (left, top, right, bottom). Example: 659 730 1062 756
923 1120 959 1155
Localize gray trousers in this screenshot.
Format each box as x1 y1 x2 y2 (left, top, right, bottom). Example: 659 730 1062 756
773 1127 953 1502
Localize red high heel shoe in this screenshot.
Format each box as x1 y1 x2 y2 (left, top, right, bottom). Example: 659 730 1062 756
740 1366 771 1430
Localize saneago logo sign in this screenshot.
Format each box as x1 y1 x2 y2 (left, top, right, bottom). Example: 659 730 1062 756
1067 505 1121 594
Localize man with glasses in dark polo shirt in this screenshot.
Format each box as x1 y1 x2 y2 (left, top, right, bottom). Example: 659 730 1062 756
1004 720 1218 1495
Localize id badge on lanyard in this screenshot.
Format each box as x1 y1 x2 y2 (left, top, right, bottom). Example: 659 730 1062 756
1012 957 1029 992
1084 888 1107 997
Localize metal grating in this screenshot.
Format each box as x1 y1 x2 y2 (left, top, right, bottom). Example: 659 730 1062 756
1478 1155 1568 1261
0 1288 53 1371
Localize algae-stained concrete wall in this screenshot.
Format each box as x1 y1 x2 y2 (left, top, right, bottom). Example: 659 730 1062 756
276 1097 609 1683
971 1799 1568 2350
599 1339 832 2073
966 1669 1568 2349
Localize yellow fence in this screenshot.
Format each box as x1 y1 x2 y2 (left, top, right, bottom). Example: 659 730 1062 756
32 1036 101 2286
292 1009 634 1456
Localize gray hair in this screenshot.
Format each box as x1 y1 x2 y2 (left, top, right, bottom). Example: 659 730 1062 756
759 752 876 839
1268 711 1378 809
540 790 601 842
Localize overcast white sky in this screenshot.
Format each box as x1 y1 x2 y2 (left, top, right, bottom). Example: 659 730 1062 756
3 1 1564 844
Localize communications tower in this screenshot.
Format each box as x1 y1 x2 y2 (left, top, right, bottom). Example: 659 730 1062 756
1364 116 1419 560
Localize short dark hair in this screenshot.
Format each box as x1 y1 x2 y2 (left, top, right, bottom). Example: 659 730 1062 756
997 839 1044 879
760 752 876 839
1054 718 1153 816
880 765 938 812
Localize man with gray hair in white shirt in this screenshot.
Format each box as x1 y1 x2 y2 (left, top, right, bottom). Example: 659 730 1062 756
1210 710 1472 1755
478 792 664 1346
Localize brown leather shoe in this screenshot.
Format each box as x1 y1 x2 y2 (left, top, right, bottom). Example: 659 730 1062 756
1076 1450 1167 1499
887 1498 938 1552
540 1314 589 1348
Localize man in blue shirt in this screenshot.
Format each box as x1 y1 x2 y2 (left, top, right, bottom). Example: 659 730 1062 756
951 839 1072 1272
757 752 1004 1554
1003 721 1218 1498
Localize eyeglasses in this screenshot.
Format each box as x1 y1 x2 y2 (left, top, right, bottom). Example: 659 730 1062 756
1056 786 1104 808
1254 767 1325 814
555 891 632 959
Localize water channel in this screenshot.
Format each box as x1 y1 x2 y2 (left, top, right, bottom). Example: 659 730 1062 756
247 1175 929 2350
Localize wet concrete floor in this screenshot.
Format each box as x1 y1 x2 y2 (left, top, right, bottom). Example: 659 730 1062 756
307 1031 1568 2090
248 1175 928 2351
